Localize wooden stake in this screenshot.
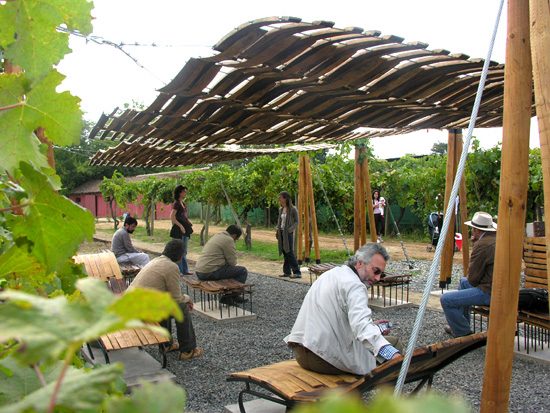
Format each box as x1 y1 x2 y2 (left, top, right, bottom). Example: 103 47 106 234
481 0 532 410
297 155 305 263
530 0 550 315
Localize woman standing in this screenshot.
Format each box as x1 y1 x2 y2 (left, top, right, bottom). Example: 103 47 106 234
372 190 386 243
276 191 302 278
170 185 193 275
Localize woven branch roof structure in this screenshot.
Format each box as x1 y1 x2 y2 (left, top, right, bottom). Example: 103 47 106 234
89 16 535 167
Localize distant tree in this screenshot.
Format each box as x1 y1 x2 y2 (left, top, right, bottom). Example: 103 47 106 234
431 141 448 154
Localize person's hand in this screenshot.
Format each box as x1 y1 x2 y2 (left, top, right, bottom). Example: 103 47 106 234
187 300 194 311
374 319 389 326
391 353 401 360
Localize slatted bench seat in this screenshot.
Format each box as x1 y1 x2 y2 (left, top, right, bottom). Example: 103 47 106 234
472 236 550 354
227 332 488 412
308 263 411 307
101 249 143 285
181 273 255 319
74 251 171 367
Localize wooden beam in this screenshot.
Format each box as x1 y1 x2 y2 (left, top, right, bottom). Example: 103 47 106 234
304 154 321 263
440 129 460 288
481 0 532 410
530 0 550 315
297 155 305 263
303 155 311 263
361 148 377 243
354 149 362 252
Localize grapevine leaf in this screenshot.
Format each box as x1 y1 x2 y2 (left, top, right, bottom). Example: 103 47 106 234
0 355 63 405
112 288 183 323
103 380 187 412
0 74 49 174
1 363 124 413
10 162 94 272
0 278 179 365
0 0 93 83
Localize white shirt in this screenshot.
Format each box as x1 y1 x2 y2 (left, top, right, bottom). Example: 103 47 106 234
284 265 390 375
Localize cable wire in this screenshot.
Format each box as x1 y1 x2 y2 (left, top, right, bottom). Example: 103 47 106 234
393 0 505 395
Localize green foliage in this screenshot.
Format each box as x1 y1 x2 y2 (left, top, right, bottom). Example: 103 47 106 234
0 1 188 411
0 279 184 411
294 389 468 413
103 380 187 412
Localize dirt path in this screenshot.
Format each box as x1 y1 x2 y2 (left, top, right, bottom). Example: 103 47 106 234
95 220 464 265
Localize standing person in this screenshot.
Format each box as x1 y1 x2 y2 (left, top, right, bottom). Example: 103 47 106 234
372 190 386 243
284 243 401 375
440 211 497 337
129 239 203 360
170 185 193 275
111 216 150 267
276 191 302 279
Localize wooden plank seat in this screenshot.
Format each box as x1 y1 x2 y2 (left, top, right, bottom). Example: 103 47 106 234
307 262 338 285
101 249 143 286
73 251 171 367
523 237 549 289
181 273 255 318
227 332 488 412
471 305 549 354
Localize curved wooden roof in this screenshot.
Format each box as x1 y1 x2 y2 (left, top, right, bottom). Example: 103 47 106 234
88 16 535 167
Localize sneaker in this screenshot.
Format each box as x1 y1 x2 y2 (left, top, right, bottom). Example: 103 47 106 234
165 343 180 353
279 274 290 277
180 347 203 360
290 274 302 279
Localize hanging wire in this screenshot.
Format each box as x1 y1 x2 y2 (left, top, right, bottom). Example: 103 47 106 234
386 205 414 269
311 160 351 258
394 0 505 395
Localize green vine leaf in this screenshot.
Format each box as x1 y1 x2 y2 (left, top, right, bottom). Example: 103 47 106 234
103 380 187 412
9 162 94 272
0 278 180 365
1 362 124 413
0 0 94 84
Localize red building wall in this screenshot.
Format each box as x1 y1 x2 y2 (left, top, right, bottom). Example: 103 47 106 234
70 193 172 220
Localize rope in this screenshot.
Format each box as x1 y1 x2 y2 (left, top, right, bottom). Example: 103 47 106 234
386 205 414 269
311 161 352 258
394 0 505 395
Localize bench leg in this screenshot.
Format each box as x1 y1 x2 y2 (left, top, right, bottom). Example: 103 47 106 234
159 343 167 369
238 383 293 413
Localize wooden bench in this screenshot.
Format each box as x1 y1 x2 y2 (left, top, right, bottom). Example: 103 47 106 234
182 273 255 319
471 236 550 354
308 263 411 307
73 251 171 367
227 332 488 412
101 249 143 286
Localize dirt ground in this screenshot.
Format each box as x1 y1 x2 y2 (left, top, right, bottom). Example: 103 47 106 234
95 220 464 265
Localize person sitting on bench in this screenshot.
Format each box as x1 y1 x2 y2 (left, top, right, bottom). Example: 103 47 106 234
284 243 402 375
129 239 203 360
440 211 497 337
111 216 150 267
195 225 249 305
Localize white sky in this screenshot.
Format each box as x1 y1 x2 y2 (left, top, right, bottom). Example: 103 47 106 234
57 0 541 159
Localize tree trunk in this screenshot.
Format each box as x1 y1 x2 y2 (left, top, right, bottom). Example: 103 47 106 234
245 223 252 250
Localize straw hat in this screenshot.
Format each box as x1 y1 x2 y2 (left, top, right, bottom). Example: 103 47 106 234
465 211 497 231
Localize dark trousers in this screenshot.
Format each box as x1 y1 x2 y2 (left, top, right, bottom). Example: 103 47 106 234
374 214 385 236
161 301 196 353
283 233 301 276
196 265 248 284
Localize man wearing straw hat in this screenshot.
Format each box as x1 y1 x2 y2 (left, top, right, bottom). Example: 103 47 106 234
440 211 497 337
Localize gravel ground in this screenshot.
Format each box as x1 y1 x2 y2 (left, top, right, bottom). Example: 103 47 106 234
145 261 550 412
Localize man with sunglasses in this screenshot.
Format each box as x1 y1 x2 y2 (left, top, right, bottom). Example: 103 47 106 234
440 211 497 337
284 243 402 375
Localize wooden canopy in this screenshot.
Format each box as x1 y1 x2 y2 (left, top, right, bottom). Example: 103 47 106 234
88 16 535 167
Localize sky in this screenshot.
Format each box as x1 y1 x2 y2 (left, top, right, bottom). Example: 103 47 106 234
57 0 541 159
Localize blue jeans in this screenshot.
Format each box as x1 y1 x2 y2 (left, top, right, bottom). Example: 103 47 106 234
177 235 190 274
440 277 491 336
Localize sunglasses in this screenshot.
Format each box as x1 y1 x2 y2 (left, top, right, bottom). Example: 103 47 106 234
371 265 385 277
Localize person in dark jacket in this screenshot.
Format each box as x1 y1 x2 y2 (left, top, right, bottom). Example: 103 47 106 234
276 191 302 278
440 211 497 337
170 185 193 275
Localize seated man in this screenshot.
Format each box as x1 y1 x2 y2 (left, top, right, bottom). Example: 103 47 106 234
194 225 248 304
440 211 497 337
129 239 203 360
284 243 402 375
111 216 150 267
